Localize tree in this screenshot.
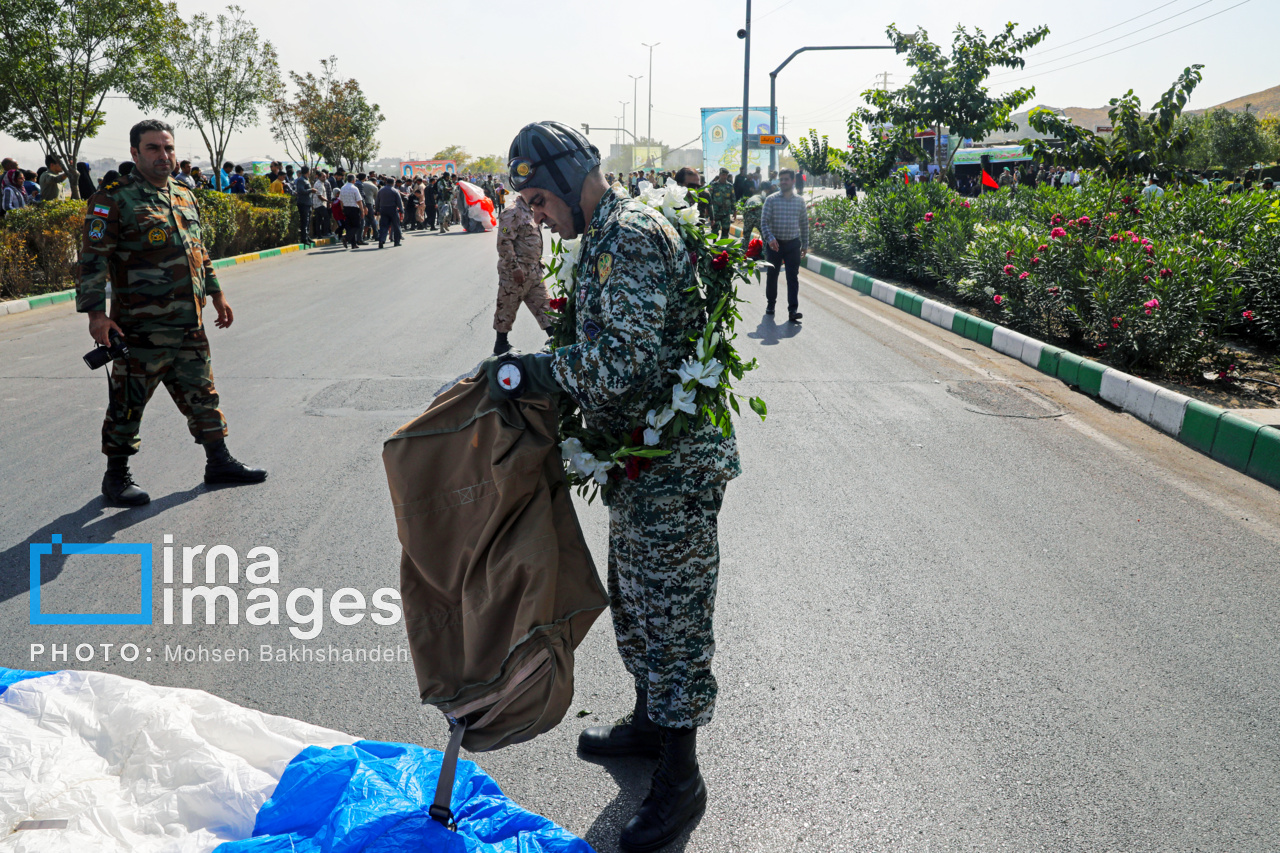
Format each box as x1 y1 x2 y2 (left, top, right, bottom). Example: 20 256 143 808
829 114 923 186
149 5 280 181
432 145 469 163
1205 106 1270 175
1025 65 1205 184
278 57 380 172
268 94 316 169
0 0 173 198
1166 114 1214 172
790 129 831 177
463 155 505 176
344 95 384 171
858 22 1049 176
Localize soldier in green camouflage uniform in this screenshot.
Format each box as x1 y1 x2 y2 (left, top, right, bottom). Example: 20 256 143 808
706 168 736 240
740 191 764 249
435 175 453 233
484 121 738 853
492 194 550 353
78 119 266 506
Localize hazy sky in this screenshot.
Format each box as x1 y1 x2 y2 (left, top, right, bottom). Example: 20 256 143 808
2 0 1274 167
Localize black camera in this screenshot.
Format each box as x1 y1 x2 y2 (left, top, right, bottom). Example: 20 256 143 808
84 329 129 370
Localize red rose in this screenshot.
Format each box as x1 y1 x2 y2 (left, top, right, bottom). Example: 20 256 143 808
625 456 641 481
711 251 730 271
630 427 645 446
549 297 567 311
746 238 763 259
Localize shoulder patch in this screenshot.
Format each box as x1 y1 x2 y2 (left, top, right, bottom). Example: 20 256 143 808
88 218 106 241
91 203 111 217
596 252 613 284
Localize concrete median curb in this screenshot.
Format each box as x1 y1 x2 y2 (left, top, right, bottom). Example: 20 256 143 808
788 245 1280 492
1 238 337 317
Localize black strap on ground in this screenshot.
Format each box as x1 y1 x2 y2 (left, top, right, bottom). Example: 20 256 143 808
429 717 467 830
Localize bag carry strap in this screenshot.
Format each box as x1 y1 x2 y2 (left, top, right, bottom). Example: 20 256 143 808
430 717 467 830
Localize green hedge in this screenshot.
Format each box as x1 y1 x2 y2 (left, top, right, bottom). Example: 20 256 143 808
1 192 300 301
809 181 1280 375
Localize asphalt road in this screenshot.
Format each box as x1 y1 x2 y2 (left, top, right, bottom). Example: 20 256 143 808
1 222 1277 852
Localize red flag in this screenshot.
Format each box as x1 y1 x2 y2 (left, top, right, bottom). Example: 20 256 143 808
903 171 910 186
981 169 1000 189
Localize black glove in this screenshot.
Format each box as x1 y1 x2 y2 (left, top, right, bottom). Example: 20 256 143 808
494 331 511 355
481 352 561 401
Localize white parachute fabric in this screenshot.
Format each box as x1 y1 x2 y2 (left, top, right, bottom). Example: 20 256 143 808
0 669 354 853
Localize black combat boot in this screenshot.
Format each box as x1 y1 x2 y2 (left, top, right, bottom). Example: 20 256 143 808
578 686 661 757
619 726 707 853
203 439 268 485
494 331 511 355
102 456 150 506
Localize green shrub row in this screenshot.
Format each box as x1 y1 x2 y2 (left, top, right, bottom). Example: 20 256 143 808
809 182 1280 375
0 192 299 301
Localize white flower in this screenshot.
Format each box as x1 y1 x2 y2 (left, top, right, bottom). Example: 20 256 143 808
560 437 585 462
672 383 698 415
674 357 724 388
565 237 583 264
677 206 700 226
647 407 675 429
661 183 689 219
695 333 720 361
568 450 613 484
643 428 662 446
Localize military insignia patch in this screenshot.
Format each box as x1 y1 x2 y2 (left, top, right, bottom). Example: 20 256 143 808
583 320 602 342
88 218 106 241
92 204 110 217
596 252 613 284
147 227 167 246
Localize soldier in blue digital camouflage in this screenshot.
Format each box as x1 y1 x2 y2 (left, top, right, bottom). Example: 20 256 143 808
78 119 267 506
482 121 739 853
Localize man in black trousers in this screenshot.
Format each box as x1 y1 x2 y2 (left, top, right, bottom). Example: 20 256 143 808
759 168 808 324
377 178 404 248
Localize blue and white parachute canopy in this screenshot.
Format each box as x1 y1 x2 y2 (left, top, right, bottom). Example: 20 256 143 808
0 666 593 852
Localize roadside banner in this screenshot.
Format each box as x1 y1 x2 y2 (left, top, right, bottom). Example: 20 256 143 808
701 106 778 178
401 160 458 178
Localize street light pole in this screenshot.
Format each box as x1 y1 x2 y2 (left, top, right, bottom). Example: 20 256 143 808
767 44 896 174
628 74 643 167
642 42 660 156
619 101 629 149
740 0 751 177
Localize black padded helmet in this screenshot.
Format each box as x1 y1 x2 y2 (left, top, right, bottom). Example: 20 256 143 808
508 121 601 234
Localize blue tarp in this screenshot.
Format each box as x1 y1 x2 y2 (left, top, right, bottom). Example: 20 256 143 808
217 739 593 853
0 666 53 695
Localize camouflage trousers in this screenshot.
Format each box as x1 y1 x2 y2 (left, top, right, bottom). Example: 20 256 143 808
493 271 551 333
740 207 762 248
102 326 227 456
437 203 451 232
608 484 725 729
711 212 732 238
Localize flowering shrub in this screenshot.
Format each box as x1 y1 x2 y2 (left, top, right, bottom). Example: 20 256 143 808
810 180 1278 373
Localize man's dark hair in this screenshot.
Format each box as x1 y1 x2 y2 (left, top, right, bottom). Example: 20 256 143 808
44 153 60 167
222 162 233 170
346 173 355 182
234 165 244 174
129 119 174 150
674 166 699 187
778 168 796 180
179 159 191 168
285 165 294 173
356 172 366 180
298 165 309 176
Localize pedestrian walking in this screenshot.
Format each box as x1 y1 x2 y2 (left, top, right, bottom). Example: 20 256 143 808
492 194 550 354
312 172 331 238
77 119 267 506
358 173 378 242
376 178 404 248
760 168 808 323
424 175 438 230
436 174 453 233
488 121 740 853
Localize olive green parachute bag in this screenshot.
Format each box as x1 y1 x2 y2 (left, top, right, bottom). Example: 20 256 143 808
382 370 608 828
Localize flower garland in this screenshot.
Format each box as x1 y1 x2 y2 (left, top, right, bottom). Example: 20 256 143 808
545 179 768 499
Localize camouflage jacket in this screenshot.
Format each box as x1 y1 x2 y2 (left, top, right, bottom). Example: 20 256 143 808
551 185 741 498
77 174 219 330
496 196 543 276
706 180 736 217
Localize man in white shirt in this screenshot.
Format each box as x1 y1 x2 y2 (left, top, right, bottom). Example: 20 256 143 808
1142 176 1165 200
338 174 366 249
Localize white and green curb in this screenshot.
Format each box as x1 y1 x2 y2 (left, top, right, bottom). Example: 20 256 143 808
0 238 337 317
778 239 1280 492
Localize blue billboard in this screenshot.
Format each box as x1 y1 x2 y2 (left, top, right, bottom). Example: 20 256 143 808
700 106 779 179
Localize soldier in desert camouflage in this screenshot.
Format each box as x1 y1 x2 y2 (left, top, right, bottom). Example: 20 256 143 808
492 194 550 354
78 119 267 507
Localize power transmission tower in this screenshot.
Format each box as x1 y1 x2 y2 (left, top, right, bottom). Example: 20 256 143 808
875 71 892 92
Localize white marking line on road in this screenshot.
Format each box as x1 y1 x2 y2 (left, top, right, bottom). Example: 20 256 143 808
801 268 1280 537
804 276 979 371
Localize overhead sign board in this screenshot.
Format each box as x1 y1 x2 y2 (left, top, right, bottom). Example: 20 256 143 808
746 134 788 148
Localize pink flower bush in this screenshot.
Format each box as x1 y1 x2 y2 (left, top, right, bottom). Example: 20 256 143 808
1243 310 1256 321
1050 227 1066 238
1158 268 1172 279
1038 244 1048 251
961 200 971 209
993 294 1003 305
1078 215 1091 227
1109 234 1120 243
1050 214 1063 226
924 212 934 222
1144 298 1160 309
1005 249 1015 259
1019 272 1030 280
1031 256 1041 266
1003 264 1016 276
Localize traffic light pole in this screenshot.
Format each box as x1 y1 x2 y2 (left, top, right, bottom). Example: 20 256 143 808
768 44 895 174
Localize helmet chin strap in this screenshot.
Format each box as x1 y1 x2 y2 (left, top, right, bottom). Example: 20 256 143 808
571 204 586 236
